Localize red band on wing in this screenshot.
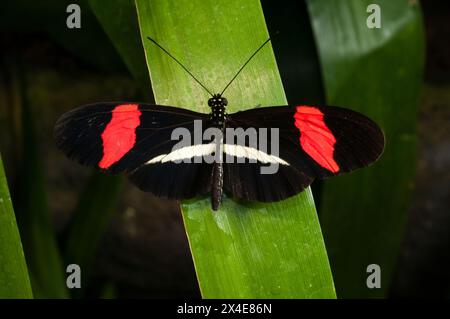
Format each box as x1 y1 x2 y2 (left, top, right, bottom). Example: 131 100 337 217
99 104 141 169
294 106 339 173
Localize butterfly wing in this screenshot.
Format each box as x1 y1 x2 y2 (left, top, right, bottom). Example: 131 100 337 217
54 102 213 199
224 105 385 202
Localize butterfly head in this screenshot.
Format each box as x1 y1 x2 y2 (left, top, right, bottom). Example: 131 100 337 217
208 94 228 108
209 94 227 125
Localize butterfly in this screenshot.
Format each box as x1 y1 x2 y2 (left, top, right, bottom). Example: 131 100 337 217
54 37 385 210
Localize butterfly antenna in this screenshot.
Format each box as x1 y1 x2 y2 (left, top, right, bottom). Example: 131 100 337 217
147 36 214 97
220 38 272 96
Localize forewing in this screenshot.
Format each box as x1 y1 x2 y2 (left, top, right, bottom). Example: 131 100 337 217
54 102 213 199
54 102 207 171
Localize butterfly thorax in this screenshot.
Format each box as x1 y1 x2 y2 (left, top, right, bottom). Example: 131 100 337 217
208 94 228 128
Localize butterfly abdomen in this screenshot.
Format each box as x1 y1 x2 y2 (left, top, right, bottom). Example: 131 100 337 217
211 162 224 211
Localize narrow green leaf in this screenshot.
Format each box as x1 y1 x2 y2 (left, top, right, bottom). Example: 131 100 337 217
0 154 33 298
135 0 335 298
10 59 68 298
306 0 425 297
64 172 123 296
0 0 126 71
89 0 153 99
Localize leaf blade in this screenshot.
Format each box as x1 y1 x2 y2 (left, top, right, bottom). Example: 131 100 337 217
0 154 33 298
135 0 335 298
306 0 425 297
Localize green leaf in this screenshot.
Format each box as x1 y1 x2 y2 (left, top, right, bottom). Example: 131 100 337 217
89 0 153 99
0 0 126 71
306 0 425 297
135 0 335 298
0 154 33 298
9 59 68 298
64 172 123 297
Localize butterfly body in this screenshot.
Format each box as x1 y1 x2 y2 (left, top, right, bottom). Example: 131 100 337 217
208 94 227 210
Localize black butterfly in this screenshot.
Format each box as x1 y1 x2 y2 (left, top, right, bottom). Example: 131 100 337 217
54 37 384 210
